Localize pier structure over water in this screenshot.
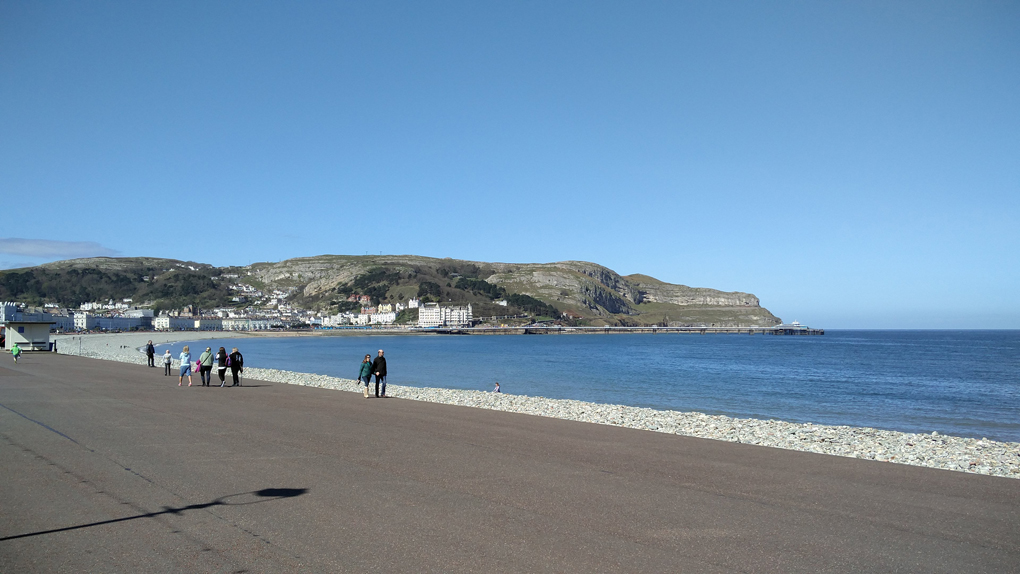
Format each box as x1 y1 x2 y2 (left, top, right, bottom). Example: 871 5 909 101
418 325 824 336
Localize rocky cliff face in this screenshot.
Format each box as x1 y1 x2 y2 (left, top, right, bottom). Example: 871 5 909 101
246 256 376 298
625 275 762 307
481 261 779 325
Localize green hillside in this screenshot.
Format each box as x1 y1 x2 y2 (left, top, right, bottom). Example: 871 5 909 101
0 258 237 313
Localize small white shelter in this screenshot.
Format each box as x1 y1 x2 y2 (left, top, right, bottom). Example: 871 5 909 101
5 321 56 351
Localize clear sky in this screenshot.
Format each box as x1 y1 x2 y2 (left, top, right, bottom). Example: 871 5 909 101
2 1 1018 328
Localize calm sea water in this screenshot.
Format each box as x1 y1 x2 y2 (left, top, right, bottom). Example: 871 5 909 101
169 330 1020 442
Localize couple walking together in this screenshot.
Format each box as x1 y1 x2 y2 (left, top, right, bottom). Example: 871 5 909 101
359 350 387 398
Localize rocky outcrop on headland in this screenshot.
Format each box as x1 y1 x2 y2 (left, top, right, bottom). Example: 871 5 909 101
484 260 778 326
626 274 761 306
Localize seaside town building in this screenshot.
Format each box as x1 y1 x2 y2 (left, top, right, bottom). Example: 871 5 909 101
370 311 397 324
2 291 431 335
0 302 19 323
194 319 223 331
74 312 99 331
154 316 196 331
222 318 272 331
2 302 74 331
417 303 472 327
152 316 272 331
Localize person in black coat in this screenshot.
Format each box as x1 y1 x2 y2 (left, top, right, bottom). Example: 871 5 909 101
371 349 387 397
216 346 228 387
229 347 244 386
145 341 155 367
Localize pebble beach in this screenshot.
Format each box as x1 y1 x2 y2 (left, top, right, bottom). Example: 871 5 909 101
52 332 1020 479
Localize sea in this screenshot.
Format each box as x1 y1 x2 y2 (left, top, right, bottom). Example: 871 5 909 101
169 330 1020 443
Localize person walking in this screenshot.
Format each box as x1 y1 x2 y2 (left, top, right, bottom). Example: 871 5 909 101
358 354 373 398
11 342 22 363
179 346 194 387
145 341 156 367
371 349 387 397
198 347 214 386
216 346 228 387
228 347 244 386
163 349 172 375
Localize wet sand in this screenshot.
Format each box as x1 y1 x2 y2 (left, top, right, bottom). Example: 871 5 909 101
1 352 1018 572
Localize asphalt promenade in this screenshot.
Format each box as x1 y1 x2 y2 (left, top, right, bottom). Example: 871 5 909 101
1 353 1017 573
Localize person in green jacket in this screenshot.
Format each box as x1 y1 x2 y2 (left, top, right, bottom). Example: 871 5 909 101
358 354 373 398
198 347 214 386
11 342 21 363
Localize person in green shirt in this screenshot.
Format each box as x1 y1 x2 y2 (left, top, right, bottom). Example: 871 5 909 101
198 347 214 386
11 342 21 363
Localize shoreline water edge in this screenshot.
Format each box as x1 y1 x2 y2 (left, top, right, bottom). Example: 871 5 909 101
51 332 1019 479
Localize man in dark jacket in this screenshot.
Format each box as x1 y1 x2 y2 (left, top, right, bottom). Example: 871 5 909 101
145 341 155 367
371 349 387 397
229 347 244 386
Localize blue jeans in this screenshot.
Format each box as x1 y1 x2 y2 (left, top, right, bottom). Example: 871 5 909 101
374 375 386 397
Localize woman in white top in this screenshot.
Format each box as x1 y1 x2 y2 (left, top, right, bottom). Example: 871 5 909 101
163 349 173 376
179 346 193 387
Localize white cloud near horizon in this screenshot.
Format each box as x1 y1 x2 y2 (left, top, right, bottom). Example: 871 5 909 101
0 259 41 271
0 238 121 259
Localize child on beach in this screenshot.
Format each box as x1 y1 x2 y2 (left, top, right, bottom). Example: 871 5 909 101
11 342 22 363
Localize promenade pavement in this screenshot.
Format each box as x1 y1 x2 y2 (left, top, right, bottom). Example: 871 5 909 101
1 353 1017 573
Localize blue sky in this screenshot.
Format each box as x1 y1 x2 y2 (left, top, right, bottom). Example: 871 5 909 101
2 1 1017 328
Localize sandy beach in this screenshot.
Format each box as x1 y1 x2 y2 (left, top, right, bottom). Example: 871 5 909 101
48 331 1020 479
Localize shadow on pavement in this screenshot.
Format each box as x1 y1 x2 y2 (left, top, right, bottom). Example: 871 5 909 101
0 487 308 542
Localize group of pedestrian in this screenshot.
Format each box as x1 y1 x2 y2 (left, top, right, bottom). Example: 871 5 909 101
144 340 243 388
358 349 387 398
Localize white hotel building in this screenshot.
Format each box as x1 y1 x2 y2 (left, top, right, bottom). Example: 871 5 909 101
417 303 472 327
